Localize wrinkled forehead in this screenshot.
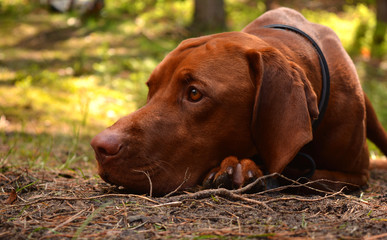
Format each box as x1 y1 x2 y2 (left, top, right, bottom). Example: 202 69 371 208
148 32 259 85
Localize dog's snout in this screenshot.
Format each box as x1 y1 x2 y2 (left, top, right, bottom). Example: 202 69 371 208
91 131 123 158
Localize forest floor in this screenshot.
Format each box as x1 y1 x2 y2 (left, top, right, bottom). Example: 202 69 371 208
1 167 387 239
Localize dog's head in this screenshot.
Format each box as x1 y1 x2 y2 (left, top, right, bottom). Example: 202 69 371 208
91 32 318 195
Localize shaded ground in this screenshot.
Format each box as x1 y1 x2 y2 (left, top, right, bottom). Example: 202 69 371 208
1 167 386 239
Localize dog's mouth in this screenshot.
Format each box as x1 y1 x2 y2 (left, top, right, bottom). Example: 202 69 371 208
97 159 165 187
96 154 205 195
91 116 222 195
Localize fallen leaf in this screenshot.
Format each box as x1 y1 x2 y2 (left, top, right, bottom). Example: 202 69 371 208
5 189 17 204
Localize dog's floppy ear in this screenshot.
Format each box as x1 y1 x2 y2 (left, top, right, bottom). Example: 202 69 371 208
247 48 319 174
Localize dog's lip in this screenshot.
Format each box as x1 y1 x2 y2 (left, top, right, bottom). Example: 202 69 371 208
99 163 162 189
98 160 159 177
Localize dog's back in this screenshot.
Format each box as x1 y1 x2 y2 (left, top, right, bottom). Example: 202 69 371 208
243 7 387 182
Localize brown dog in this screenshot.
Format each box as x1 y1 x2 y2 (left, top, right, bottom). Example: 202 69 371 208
91 8 387 195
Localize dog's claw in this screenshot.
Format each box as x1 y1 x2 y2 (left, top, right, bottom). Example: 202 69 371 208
203 156 264 190
226 166 233 175
247 170 254 179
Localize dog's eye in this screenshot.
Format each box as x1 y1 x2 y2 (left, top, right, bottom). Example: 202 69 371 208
188 87 203 102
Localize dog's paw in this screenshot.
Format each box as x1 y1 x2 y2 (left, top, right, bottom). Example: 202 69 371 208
203 156 264 189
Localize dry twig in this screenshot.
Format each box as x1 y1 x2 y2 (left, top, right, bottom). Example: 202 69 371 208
151 201 183 208
2 193 158 209
178 188 273 211
51 208 87 232
133 170 153 197
164 168 191 198
263 187 346 204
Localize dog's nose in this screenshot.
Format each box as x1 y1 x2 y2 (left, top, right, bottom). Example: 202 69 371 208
91 131 123 158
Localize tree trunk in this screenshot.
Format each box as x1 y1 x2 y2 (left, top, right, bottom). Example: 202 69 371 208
265 0 274 11
371 0 387 59
190 0 226 34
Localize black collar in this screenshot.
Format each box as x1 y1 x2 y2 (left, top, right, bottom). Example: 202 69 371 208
264 24 330 131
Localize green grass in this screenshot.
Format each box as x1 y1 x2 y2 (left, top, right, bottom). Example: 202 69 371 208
0 1 386 172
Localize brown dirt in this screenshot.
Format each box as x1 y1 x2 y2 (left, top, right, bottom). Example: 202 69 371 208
1 167 386 239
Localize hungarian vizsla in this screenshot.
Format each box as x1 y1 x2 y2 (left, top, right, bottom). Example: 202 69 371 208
91 8 387 195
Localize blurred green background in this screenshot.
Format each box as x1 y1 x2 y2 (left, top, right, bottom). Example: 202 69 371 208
0 0 386 172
